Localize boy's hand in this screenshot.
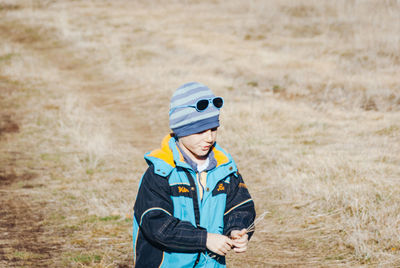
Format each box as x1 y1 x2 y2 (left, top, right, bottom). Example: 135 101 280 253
230 229 249 253
206 233 233 256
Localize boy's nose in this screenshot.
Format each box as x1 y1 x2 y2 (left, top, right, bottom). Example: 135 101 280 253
204 129 213 142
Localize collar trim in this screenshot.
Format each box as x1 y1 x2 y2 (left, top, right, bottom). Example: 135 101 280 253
146 134 230 170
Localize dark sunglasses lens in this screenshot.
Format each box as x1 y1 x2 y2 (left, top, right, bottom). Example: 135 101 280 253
196 99 209 111
213 97 223 108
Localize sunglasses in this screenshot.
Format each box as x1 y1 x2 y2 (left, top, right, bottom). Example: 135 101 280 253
170 97 224 114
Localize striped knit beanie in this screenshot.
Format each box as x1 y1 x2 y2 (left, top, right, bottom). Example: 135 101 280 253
169 82 221 137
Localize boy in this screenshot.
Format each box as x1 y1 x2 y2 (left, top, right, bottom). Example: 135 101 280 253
133 82 256 267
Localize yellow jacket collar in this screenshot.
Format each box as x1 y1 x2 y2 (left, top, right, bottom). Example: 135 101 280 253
145 134 232 176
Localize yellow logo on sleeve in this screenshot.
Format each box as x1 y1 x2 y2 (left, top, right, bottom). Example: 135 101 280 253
217 183 225 191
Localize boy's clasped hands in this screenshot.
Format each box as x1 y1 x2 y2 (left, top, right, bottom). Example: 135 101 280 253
206 228 249 256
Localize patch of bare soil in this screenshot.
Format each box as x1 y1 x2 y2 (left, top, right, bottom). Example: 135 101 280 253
0 115 19 136
0 150 64 267
0 192 63 267
0 91 64 267
0 172 36 187
0 143 64 267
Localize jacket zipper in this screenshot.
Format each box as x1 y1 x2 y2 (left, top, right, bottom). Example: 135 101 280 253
183 169 202 267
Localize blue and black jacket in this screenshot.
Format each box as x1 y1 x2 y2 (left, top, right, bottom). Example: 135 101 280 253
133 134 256 267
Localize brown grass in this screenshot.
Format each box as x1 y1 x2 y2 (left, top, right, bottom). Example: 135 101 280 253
1 0 399 267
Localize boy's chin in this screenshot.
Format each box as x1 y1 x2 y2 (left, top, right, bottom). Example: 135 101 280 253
193 151 209 159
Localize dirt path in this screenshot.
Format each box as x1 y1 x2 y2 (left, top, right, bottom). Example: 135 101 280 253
0 110 64 267
0 3 151 267
0 191 61 267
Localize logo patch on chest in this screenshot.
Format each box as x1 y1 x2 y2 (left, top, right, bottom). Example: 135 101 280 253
178 186 189 193
212 182 228 196
171 184 192 197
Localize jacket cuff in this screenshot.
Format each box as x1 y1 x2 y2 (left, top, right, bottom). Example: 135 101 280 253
198 226 208 250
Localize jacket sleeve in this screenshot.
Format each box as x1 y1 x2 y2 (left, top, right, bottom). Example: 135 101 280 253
134 166 207 252
223 172 256 239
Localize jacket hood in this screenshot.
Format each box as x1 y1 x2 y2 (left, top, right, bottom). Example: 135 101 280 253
144 134 236 177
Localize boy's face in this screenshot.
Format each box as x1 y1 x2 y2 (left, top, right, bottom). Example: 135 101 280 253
178 127 218 160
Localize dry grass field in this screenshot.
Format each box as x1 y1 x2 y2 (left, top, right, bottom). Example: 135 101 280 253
1 0 399 267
